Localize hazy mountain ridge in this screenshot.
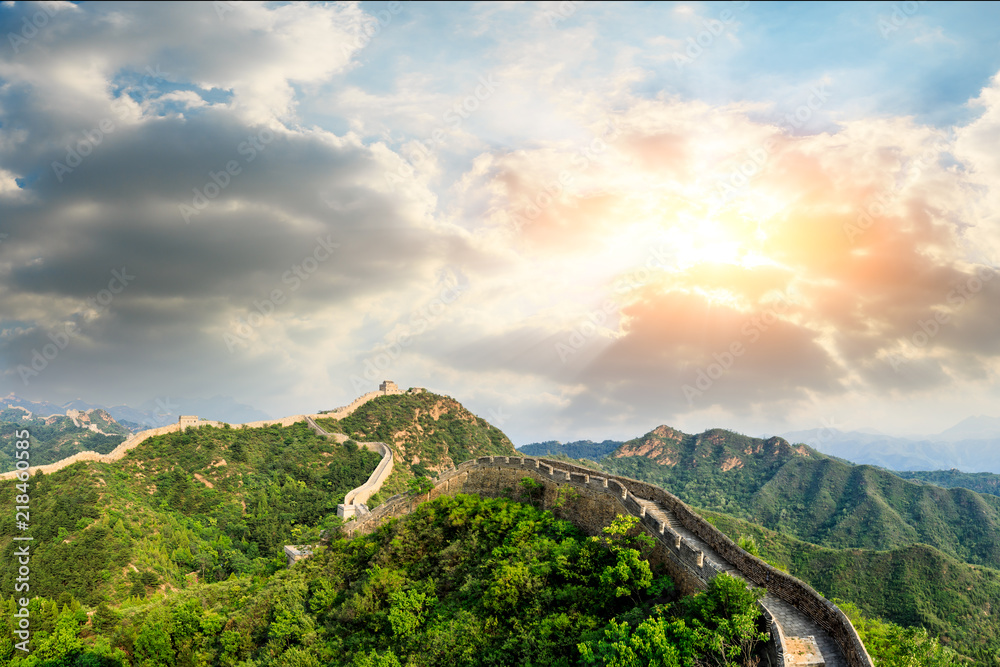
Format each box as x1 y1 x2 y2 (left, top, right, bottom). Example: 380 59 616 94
517 438 623 461
0 393 270 431
783 420 1000 473
0 408 129 473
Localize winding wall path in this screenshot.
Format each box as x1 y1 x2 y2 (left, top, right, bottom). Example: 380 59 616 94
305 416 395 517
339 455 875 667
0 389 399 481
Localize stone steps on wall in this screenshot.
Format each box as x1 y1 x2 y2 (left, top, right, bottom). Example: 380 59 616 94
634 496 842 667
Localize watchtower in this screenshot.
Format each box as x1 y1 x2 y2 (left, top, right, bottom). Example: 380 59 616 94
178 415 199 428
379 380 399 394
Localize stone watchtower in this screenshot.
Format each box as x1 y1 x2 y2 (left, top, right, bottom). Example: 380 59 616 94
379 380 400 394
178 415 199 428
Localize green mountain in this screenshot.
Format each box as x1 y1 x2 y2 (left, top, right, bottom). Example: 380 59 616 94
316 391 517 498
0 490 951 666
897 469 1000 498
0 398 967 666
518 439 623 461
602 425 1000 570
0 420 380 607
0 408 129 473
702 509 1000 664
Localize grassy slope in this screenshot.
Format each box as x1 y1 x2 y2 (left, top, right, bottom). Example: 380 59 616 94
0 420 380 605
316 392 516 500
702 508 1000 664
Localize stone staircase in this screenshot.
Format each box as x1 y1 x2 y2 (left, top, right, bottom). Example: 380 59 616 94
635 497 842 666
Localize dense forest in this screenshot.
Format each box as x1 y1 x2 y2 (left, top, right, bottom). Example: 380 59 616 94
0 493 957 666
897 469 1000 498
601 428 1000 568
518 440 623 462
0 420 380 605
0 398 980 666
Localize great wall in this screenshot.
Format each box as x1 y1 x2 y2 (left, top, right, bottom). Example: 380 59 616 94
1 383 873 666
335 455 875 667
0 381 408 482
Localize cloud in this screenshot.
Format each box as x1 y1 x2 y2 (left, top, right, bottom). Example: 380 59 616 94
2 1 1000 443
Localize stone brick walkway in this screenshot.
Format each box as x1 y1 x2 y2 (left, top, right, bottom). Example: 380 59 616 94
634 498 845 667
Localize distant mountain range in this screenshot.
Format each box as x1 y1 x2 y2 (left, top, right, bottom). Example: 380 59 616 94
781 416 1000 473
596 424 1000 662
519 415 1000 474
0 393 270 430
0 407 129 472
517 439 623 461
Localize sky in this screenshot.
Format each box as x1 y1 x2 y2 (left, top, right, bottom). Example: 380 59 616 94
2 1 1000 446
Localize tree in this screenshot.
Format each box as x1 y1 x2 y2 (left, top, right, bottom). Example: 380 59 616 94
597 515 655 605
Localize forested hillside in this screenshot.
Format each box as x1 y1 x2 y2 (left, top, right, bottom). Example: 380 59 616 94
518 439 623 461
316 392 516 499
897 469 1000 498
0 492 953 666
603 426 1000 569
0 408 128 472
0 420 379 606
703 509 999 664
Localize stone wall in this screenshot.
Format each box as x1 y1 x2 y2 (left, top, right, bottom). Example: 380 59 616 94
341 455 873 667
1 386 402 482
343 441 394 506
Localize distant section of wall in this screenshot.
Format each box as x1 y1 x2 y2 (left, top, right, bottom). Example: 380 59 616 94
343 442 394 507
0 415 279 481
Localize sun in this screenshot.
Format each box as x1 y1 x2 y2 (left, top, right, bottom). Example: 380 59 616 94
655 208 778 272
